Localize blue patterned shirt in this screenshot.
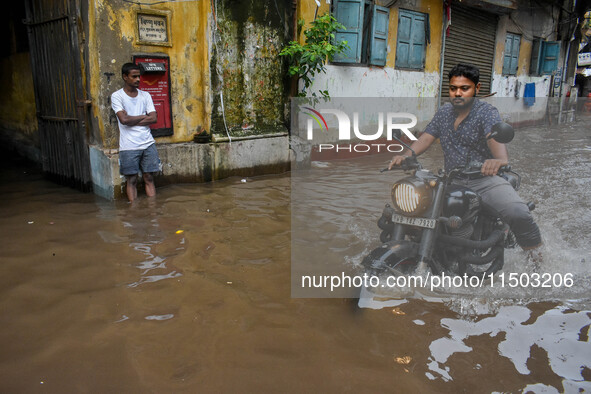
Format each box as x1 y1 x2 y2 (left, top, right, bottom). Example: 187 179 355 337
424 99 502 173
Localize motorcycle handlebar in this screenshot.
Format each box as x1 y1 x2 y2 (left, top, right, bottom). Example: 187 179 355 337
381 156 420 173
382 159 511 176
450 163 512 179
462 163 511 174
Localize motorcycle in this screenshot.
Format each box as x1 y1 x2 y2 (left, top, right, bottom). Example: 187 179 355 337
361 122 534 279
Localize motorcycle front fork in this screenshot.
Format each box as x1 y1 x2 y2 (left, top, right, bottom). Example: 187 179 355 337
390 182 446 273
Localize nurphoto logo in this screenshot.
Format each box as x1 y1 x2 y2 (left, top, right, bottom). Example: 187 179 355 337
302 107 418 153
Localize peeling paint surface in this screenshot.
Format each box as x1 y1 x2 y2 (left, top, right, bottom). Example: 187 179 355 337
493 6 560 76
308 65 440 98
0 53 38 138
88 0 211 148
387 1 443 72
210 0 290 138
298 0 443 100
491 74 552 122
298 0 443 72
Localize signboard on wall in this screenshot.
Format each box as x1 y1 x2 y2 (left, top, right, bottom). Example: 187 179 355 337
135 10 172 47
579 52 591 67
138 14 167 42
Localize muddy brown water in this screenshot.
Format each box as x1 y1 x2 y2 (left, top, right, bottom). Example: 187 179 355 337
0 119 590 392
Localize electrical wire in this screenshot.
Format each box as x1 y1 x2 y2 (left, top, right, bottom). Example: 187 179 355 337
273 0 284 27
509 13 555 40
219 86 231 143
210 0 232 143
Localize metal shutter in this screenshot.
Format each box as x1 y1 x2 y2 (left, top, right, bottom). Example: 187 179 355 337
441 4 498 97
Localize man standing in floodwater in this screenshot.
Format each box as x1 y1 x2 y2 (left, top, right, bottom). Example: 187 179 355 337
111 62 160 202
389 63 543 261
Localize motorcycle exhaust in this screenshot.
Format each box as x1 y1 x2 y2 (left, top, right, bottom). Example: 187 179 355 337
437 229 505 250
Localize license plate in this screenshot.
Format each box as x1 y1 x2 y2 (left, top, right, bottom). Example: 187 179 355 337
392 214 437 229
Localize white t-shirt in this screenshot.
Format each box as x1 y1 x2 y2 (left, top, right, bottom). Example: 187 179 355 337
111 88 156 151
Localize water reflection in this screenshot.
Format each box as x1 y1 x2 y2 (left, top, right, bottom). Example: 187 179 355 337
292 118 591 390
127 240 183 289
0 119 589 391
428 304 591 391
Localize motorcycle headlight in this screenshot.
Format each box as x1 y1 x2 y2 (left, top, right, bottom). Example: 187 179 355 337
391 179 432 216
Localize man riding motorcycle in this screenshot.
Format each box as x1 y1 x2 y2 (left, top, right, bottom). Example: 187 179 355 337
388 64 542 260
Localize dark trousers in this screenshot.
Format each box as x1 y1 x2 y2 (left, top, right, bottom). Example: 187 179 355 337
453 175 542 248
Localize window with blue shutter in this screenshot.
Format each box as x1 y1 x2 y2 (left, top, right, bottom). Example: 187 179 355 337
333 0 364 63
369 5 390 66
530 39 560 75
503 33 521 75
332 0 391 65
540 41 560 74
395 9 427 70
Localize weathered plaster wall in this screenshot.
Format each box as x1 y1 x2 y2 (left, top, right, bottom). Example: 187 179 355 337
297 0 330 43
300 0 443 98
210 0 292 138
387 0 443 73
308 66 440 97
90 136 290 200
87 0 211 149
0 52 38 139
0 1 38 157
86 0 293 198
493 3 560 77
491 1 561 122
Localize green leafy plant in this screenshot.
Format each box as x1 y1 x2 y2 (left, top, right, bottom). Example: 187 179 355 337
280 14 348 100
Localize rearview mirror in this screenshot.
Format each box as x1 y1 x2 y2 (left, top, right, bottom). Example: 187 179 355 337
488 122 514 144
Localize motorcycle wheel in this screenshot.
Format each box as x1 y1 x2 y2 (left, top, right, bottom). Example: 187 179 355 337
361 240 418 276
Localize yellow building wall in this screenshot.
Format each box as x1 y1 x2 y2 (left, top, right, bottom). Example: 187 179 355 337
388 1 442 73
297 1 331 43
493 31 532 76
297 0 442 73
494 7 559 77
0 52 38 140
493 32 505 75
516 39 533 76
88 0 211 149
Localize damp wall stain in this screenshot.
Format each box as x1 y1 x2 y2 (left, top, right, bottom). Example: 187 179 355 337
88 0 210 149
210 0 292 138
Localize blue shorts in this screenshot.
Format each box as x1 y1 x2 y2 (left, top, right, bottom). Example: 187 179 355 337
119 144 161 176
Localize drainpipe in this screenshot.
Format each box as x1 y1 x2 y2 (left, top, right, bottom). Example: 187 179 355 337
293 0 298 42
557 0 576 124
437 3 448 107
557 35 572 124
290 0 299 98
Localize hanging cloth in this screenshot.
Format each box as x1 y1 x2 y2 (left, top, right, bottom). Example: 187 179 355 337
523 83 535 107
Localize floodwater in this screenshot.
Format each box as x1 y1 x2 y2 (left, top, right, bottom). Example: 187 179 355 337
1 119 590 392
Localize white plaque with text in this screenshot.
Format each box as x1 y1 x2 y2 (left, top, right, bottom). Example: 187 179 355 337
137 14 168 43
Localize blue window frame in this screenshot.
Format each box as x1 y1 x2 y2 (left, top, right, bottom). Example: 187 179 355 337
395 9 427 70
530 39 560 75
369 5 389 66
503 33 521 75
332 0 390 66
333 0 364 63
